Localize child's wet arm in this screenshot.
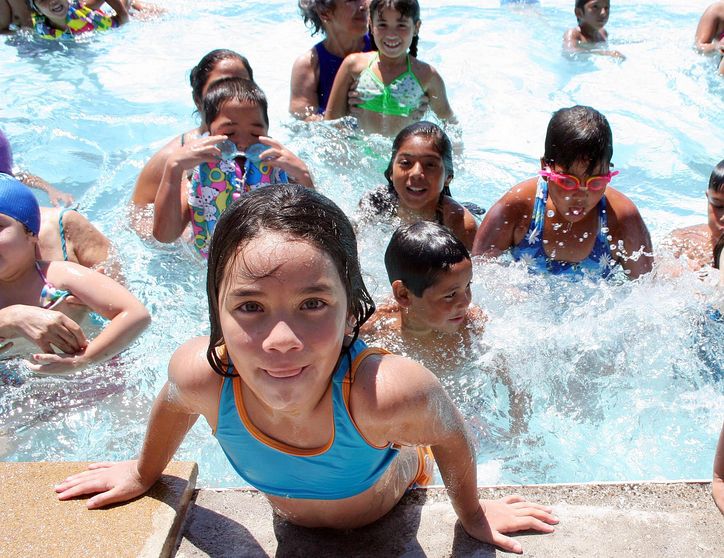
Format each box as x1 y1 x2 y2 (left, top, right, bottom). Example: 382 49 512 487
290 52 321 119
57 263 149 365
426 69 455 121
713 422 724 514
472 199 516 257
153 162 190 242
106 0 130 25
324 58 357 120
136 380 200 485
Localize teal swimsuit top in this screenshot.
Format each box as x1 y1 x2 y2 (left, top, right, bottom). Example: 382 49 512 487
356 53 425 117
510 178 614 279
214 339 400 500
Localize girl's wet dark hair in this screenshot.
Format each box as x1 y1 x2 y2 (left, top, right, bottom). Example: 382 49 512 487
543 105 613 176
298 0 337 36
385 221 470 297
714 233 724 270
369 0 420 57
708 159 724 192
201 78 269 128
206 184 376 377
190 49 254 109
384 121 454 196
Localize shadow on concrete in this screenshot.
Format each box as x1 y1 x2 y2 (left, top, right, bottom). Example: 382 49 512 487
450 521 496 557
272 490 428 557
182 503 267 557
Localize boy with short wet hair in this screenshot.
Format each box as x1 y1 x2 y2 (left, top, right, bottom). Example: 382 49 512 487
361 221 486 368
563 0 625 59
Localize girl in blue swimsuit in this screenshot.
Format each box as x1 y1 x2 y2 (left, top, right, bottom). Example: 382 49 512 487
56 185 558 554
473 105 653 280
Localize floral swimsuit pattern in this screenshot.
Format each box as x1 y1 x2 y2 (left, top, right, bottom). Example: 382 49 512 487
510 178 614 279
188 158 287 258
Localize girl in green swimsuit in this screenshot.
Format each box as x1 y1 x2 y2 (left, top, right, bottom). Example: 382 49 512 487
325 0 456 136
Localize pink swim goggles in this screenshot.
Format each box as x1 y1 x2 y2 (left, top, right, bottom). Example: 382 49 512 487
539 168 619 192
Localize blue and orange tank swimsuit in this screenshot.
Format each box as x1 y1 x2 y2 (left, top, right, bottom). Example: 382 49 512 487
214 338 432 499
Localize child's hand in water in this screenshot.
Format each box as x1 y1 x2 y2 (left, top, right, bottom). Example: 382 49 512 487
256 137 314 189
4 305 87 354
460 496 558 554
55 460 151 509
169 134 227 171
25 349 90 375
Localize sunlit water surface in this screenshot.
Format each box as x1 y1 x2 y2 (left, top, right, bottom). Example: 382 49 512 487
0 0 722 486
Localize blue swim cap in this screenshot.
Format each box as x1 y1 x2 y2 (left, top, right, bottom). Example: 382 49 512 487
0 174 40 235
0 129 13 176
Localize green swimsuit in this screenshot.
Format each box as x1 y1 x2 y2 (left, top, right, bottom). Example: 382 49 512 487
356 53 425 117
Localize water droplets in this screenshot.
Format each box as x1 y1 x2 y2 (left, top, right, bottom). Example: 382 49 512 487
547 209 555 218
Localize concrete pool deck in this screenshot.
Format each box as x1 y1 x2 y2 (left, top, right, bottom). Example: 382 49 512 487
0 462 721 557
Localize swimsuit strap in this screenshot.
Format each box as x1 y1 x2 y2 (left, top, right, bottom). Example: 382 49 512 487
58 207 77 262
35 261 71 309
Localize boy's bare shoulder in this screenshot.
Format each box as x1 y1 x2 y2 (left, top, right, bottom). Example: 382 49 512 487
563 26 584 42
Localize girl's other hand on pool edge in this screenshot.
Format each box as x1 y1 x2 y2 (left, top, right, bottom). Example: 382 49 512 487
460 495 558 554
55 460 151 509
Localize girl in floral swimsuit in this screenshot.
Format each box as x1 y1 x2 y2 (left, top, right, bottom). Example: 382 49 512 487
472 105 653 280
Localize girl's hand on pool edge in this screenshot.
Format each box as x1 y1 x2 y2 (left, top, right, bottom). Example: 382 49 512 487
55 460 151 509
460 495 558 554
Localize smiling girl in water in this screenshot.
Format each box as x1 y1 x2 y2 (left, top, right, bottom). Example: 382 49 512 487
325 0 454 136
56 184 557 554
359 122 477 250
473 105 652 280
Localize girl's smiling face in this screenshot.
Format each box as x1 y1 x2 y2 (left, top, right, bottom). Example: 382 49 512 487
371 7 419 58
33 0 70 23
208 99 268 152
218 232 350 412
391 135 451 214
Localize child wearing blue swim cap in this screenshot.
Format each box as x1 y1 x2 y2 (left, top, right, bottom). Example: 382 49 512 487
0 175 149 373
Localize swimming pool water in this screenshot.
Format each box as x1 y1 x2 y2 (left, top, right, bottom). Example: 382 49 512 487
0 0 722 487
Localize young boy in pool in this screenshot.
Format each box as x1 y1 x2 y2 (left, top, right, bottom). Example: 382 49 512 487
695 1 724 75
56 185 557 554
152 78 313 257
361 221 485 368
662 160 724 270
563 0 625 59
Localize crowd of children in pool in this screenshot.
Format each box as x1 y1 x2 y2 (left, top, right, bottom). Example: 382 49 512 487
1 0 723 552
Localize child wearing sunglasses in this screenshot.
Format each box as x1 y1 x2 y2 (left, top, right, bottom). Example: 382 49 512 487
472 105 652 280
